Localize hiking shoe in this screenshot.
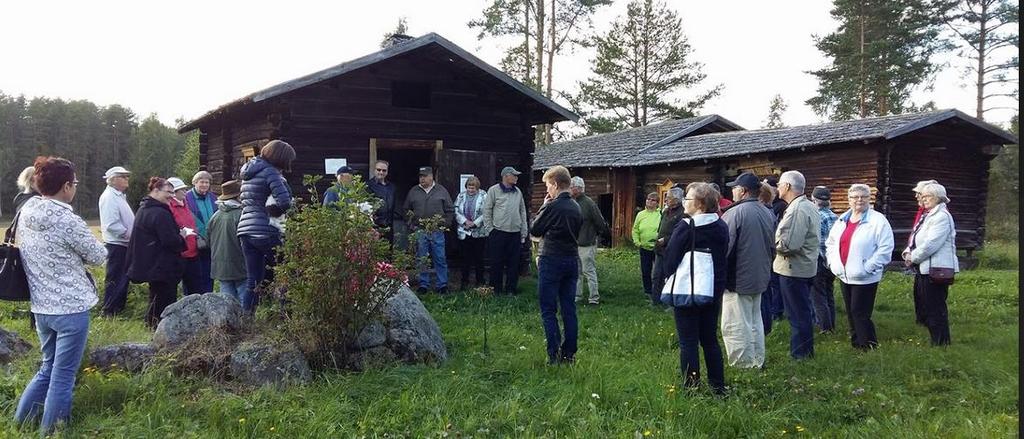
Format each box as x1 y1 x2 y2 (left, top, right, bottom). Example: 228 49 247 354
437 286 449 295
559 355 576 365
588 300 600 306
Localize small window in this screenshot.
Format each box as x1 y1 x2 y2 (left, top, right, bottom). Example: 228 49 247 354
391 81 431 109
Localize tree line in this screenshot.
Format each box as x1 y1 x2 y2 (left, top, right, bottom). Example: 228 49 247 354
461 0 1017 136
0 92 198 218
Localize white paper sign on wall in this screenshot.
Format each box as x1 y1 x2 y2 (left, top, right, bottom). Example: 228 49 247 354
324 158 348 175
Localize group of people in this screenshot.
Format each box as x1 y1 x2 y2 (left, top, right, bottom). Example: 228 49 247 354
9 140 297 433
616 169 959 394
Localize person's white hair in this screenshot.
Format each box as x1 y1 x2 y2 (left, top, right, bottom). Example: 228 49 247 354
192 170 213 184
920 182 950 204
16 166 35 194
913 179 938 193
570 176 585 190
667 187 685 201
848 184 871 197
779 170 806 193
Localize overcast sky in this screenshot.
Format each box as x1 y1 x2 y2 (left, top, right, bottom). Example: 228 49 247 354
1 0 1017 132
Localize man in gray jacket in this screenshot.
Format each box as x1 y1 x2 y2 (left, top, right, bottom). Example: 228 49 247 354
571 177 610 305
481 166 529 295
773 170 821 359
721 172 776 368
404 166 455 294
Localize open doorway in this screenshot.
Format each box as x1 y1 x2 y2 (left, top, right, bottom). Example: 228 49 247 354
372 138 440 253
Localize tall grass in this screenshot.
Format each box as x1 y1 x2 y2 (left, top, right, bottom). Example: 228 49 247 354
0 245 1016 437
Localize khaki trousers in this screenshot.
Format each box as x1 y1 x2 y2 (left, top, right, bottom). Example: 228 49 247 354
575 245 599 303
720 290 765 368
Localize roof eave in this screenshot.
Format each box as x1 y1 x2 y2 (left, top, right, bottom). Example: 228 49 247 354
883 109 1018 144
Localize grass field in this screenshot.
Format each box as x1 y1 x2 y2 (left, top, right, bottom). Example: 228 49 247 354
0 243 1017 437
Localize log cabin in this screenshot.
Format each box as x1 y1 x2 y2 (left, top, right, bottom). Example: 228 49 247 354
533 109 1017 259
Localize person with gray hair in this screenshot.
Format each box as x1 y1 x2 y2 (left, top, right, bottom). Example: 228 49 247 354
902 182 957 346
651 186 688 305
13 166 39 213
825 184 894 350
570 176 610 305
811 186 838 334
909 179 938 326
773 170 820 359
185 170 216 294
98 166 135 316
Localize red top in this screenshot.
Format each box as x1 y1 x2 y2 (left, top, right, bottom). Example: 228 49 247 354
839 220 860 266
169 198 199 258
909 206 927 246
717 198 733 217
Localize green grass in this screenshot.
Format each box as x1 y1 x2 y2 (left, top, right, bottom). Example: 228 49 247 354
0 245 1017 437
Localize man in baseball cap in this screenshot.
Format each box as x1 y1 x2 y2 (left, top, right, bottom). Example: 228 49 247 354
323 165 356 206
98 165 135 316
483 165 529 295
500 166 522 176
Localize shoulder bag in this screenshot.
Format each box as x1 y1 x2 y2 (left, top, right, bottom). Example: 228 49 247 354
0 212 31 301
660 220 715 308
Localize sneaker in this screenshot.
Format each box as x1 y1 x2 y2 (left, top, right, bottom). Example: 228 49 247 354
436 286 449 295
588 300 600 306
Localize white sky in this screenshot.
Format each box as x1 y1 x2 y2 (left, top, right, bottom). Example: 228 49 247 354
1 0 1017 132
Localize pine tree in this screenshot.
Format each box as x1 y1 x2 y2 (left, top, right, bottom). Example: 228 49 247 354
127 114 185 204
762 94 789 129
380 17 410 48
575 0 721 134
470 0 610 143
943 0 1019 120
807 0 948 120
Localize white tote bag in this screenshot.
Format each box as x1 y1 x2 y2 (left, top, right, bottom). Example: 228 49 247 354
660 220 715 308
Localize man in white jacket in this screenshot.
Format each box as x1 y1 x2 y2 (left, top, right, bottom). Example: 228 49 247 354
98 166 135 316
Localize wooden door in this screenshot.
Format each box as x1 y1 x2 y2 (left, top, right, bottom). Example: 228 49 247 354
436 149 498 197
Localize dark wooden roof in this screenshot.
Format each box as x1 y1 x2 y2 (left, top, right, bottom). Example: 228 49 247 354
179 33 578 132
629 109 1017 166
533 115 743 169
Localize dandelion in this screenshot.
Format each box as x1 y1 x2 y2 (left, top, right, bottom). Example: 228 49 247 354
591 393 600 399
270 427 275 432
796 425 805 432
239 418 246 424
643 430 653 436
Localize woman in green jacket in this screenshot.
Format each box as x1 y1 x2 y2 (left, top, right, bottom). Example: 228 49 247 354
633 192 662 300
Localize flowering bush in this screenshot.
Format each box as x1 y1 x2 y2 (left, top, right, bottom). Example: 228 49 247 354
270 174 411 368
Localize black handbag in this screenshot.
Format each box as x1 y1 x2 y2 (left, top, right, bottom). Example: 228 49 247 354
0 212 31 301
927 212 956 286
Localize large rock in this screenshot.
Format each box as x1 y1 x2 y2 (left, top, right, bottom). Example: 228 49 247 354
229 339 312 387
88 343 155 372
0 327 31 364
380 286 447 364
153 293 244 351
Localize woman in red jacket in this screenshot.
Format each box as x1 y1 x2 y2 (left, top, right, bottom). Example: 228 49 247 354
167 177 202 295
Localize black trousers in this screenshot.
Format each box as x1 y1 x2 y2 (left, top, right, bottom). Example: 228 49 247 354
912 274 927 325
488 230 521 294
652 254 666 306
101 244 130 316
811 256 837 332
639 248 655 296
146 280 178 329
460 236 487 286
840 282 879 349
673 300 725 391
917 273 951 345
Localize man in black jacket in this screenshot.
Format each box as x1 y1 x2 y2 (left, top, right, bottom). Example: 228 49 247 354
530 165 583 365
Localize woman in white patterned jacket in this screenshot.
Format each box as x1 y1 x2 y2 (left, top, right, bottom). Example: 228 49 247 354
13 156 106 435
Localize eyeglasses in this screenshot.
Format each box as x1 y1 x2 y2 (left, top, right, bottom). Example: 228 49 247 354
375 168 388 172
71 180 80 187
849 195 870 200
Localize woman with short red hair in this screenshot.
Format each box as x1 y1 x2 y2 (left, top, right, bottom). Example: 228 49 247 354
14 157 107 435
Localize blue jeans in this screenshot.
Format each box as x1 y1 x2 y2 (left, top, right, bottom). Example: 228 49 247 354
240 235 281 312
768 272 784 319
15 311 90 434
673 300 725 391
538 255 579 360
779 275 815 359
181 249 214 295
416 231 448 290
219 279 250 309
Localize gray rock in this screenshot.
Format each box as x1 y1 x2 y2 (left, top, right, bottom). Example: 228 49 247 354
355 321 386 349
381 286 447 364
88 343 155 372
153 293 244 351
0 327 31 364
229 339 312 387
347 346 398 371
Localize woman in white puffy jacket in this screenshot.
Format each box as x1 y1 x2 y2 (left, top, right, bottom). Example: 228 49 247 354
825 184 894 350
901 182 957 346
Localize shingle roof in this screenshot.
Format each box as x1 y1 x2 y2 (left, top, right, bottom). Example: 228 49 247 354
533 115 742 169
628 109 1016 166
180 33 577 132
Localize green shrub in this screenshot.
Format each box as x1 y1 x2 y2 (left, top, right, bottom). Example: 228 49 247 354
270 175 411 368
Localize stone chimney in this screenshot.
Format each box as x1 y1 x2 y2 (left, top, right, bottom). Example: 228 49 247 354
383 33 414 49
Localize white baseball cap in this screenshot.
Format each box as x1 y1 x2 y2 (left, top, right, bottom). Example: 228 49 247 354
102 166 131 180
167 177 189 191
